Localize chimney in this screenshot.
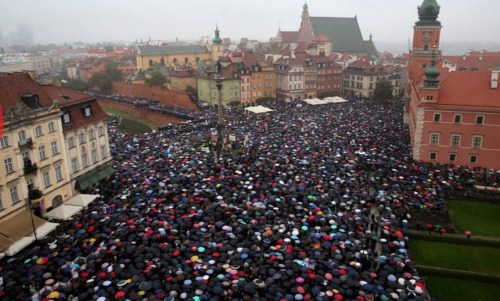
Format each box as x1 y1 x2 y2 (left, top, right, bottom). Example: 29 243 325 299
491 69 499 89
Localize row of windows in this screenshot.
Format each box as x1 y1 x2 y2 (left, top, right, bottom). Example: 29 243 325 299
429 152 479 164
3 142 60 175
0 122 57 149
318 84 342 90
0 123 104 150
70 146 107 173
429 133 483 148
0 167 64 210
433 113 484 124
68 127 105 148
62 107 92 124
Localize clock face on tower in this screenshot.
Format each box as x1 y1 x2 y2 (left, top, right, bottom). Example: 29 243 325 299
423 32 432 43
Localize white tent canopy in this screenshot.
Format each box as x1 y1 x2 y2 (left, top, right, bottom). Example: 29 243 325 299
303 97 348 105
244 105 274 114
324 96 348 103
65 194 98 207
31 221 59 240
5 236 35 256
44 205 82 220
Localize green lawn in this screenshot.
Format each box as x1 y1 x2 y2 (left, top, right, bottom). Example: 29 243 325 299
102 107 159 130
102 107 154 134
410 240 500 275
426 276 498 301
117 118 152 135
449 199 500 237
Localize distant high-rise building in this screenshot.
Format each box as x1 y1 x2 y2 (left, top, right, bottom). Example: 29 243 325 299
17 23 34 46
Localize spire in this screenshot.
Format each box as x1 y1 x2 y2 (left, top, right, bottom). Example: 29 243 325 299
213 24 222 44
417 0 441 25
369 33 373 41
423 48 440 87
298 3 314 44
303 1 308 11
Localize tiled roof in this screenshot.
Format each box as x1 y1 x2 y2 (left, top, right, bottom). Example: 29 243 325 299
139 45 209 56
442 51 500 72
434 71 500 108
310 17 367 54
0 72 54 111
314 34 331 42
279 31 299 43
42 85 109 131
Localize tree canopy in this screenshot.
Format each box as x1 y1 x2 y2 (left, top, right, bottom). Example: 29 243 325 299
145 71 167 87
373 78 393 102
62 79 87 92
88 73 112 94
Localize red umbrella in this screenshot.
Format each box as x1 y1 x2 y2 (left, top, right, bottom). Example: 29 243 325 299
440 228 447 233
465 230 472 235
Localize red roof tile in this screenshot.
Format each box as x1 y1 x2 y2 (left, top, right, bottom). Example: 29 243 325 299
436 71 500 108
42 85 109 132
0 72 54 111
443 51 500 72
314 34 331 42
279 31 299 43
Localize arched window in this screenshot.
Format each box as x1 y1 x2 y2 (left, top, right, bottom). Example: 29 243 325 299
148 59 153 66
52 195 63 208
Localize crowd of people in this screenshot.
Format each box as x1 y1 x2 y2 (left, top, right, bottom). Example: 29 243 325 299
87 92 198 121
1 98 489 300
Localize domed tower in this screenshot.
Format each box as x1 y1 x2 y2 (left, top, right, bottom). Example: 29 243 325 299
419 49 441 103
417 0 440 25
211 25 224 61
412 0 442 55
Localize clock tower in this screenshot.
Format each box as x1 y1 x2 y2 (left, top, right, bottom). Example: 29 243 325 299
412 0 442 56
409 0 442 80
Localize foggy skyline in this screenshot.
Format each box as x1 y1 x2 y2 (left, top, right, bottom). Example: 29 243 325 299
1 0 499 52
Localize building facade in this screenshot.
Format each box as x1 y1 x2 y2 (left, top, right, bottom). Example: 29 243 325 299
197 63 241 107
0 73 72 244
406 0 500 169
343 57 389 98
42 86 114 193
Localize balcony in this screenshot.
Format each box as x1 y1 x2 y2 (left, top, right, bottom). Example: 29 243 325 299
18 137 34 149
24 160 38 175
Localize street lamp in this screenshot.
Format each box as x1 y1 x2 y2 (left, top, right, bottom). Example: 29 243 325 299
214 61 224 158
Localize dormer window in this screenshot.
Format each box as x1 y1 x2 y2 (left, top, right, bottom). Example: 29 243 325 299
62 112 72 124
81 105 92 118
20 93 40 108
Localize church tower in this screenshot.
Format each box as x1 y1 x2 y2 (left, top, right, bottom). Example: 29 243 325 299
409 0 442 80
298 3 314 44
412 0 442 54
211 25 224 61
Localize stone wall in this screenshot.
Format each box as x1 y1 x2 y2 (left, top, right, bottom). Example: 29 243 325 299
111 82 199 111
98 100 187 126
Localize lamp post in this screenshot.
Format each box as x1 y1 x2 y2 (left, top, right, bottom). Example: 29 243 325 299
27 189 39 247
214 61 224 159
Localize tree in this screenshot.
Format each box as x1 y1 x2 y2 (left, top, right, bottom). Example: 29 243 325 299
373 78 393 103
145 71 167 87
88 73 112 94
62 79 87 92
104 62 123 81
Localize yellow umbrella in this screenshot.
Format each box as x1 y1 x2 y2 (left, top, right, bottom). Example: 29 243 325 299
47 291 60 298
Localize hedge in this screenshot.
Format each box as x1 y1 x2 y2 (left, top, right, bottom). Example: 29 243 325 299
417 265 500 284
409 231 500 248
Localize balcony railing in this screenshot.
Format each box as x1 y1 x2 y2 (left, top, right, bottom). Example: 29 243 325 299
24 160 38 175
18 137 34 149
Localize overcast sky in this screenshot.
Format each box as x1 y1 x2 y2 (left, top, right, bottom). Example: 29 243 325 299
1 0 499 50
